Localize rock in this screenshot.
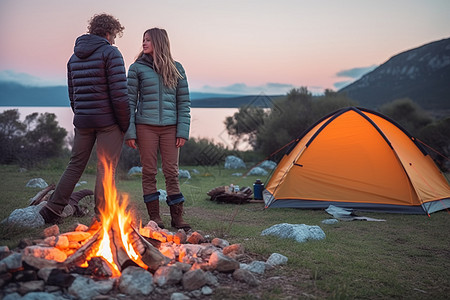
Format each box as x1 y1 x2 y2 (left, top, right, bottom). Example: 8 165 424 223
23 246 67 262
266 253 288 266
119 266 154 296
233 269 261 286
201 285 213 295
171 292 190 300
158 189 168 201
204 271 219 287
231 173 242 176
0 252 23 271
247 167 268 176
223 243 244 257
43 225 60 237
261 223 326 243
322 218 339 225
179 169 191 179
186 231 205 244
211 238 230 249
0 246 10 260
21 292 59 300
208 251 239 272
182 269 207 291
154 265 183 287
2 202 46 227
127 166 142 177
68 275 114 300
26 178 48 188
224 155 246 169
18 280 45 294
240 260 266 274
259 160 277 170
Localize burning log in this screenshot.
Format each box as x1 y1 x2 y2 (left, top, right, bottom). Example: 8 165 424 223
130 225 170 272
63 227 102 269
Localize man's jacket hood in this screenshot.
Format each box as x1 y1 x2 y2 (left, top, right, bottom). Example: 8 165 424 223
74 34 110 59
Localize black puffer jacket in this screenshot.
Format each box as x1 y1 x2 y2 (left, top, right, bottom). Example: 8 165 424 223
67 34 130 132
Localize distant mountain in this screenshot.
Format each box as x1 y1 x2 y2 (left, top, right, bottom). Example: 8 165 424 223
0 82 69 106
339 38 450 110
0 81 283 108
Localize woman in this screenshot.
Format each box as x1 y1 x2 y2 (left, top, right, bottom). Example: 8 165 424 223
125 28 191 231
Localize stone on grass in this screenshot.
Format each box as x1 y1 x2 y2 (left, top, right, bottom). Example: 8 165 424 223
261 223 325 243
233 269 261 286
224 155 246 169
247 167 268 176
2 202 45 227
26 178 48 188
259 160 277 170
179 169 191 179
208 251 239 272
266 253 288 266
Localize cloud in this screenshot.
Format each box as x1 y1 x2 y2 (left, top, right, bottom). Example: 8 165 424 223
336 65 378 79
196 82 301 95
0 70 65 87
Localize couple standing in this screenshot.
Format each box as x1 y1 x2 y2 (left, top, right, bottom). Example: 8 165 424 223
39 13 191 231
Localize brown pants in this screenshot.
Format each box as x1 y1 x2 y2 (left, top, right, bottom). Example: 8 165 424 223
47 124 124 215
136 124 180 196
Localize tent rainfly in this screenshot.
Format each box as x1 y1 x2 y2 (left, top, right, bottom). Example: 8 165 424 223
263 107 450 215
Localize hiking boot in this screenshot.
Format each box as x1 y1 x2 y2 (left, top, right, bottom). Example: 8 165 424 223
169 202 191 231
145 200 165 229
39 205 62 224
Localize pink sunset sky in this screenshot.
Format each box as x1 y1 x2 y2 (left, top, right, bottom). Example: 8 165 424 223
0 0 449 95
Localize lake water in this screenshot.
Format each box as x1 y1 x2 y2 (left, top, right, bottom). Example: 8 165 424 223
0 107 248 149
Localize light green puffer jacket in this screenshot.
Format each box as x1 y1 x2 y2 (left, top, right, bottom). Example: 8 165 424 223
125 54 191 140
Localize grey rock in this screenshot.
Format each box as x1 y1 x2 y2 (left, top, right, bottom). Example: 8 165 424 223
154 265 183 287
233 269 260 286
201 286 213 295
0 252 22 270
224 155 246 169
2 202 45 227
18 280 45 294
211 237 230 249
266 253 288 266
127 166 142 176
259 160 277 170
21 291 59 300
322 218 339 225
171 292 190 300
240 260 265 274
68 275 114 300
204 271 219 287
247 167 268 176
261 223 326 243
208 251 240 272
182 269 207 291
26 178 48 188
119 266 154 296
179 169 191 179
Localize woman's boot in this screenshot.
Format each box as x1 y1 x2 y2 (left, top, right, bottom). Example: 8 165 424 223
144 192 165 229
167 193 191 231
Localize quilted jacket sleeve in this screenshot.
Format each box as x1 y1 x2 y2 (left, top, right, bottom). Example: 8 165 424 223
104 47 130 133
175 62 191 140
125 63 139 140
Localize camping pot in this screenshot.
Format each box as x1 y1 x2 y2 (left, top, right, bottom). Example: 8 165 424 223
253 179 264 200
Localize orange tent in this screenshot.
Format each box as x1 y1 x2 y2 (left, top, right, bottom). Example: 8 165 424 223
264 107 450 214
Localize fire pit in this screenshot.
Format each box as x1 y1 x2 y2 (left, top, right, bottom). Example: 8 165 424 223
0 157 288 299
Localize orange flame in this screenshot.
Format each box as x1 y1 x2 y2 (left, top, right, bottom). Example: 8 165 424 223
83 156 147 276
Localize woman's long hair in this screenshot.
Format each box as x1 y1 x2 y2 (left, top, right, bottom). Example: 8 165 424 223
136 28 182 88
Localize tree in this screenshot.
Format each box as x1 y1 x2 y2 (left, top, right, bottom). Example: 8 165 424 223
0 109 67 167
0 109 26 164
379 98 433 136
224 106 267 150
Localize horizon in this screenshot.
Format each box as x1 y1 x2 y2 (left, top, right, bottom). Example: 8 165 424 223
1 0 449 96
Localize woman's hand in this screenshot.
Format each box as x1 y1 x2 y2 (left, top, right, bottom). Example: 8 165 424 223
176 137 186 148
126 139 138 149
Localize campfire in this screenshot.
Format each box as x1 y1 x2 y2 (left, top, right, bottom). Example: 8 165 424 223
62 157 168 277
0 156 288 299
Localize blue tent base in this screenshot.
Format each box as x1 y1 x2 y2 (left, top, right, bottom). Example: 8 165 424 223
265 198 450 215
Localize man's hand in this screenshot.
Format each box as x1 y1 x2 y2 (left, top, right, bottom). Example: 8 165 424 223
126 139 137 149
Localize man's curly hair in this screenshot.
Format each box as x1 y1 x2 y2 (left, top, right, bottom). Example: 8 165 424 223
87 13 124 38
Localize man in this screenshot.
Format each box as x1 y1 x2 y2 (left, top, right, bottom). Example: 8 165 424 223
39 13 130 224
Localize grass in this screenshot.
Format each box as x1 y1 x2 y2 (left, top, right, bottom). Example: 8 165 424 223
0 163 449 299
